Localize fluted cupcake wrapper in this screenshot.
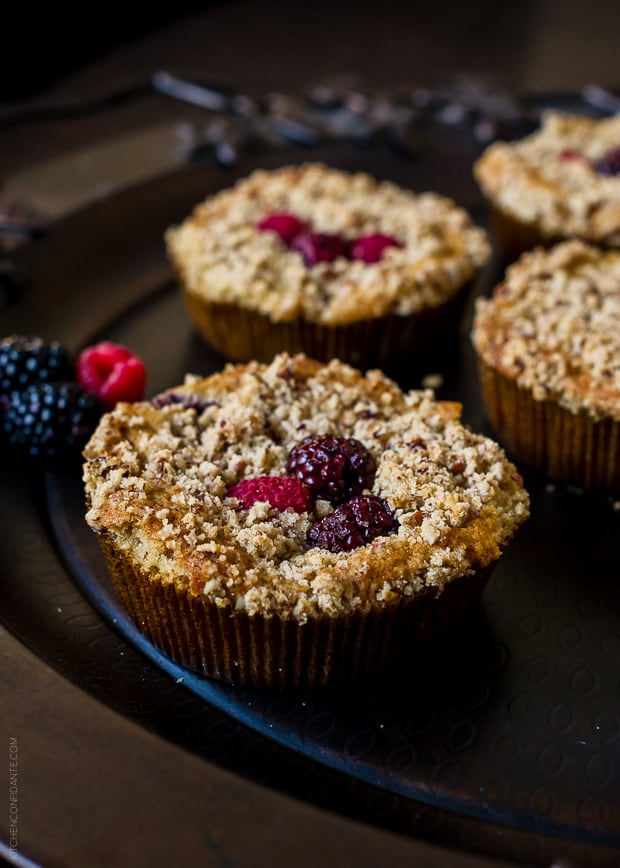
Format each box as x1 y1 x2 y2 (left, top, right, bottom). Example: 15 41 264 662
98 536 489 690
477 360 620 491
486 204 557 266
487 204 620 267
181 282 470 372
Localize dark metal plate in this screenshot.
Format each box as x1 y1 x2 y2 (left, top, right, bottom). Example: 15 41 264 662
2 112 620 867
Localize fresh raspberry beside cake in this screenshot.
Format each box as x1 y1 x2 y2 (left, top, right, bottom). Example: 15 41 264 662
165 163 490 369
474 111 620 262
472 240 620 490
83 353 528 689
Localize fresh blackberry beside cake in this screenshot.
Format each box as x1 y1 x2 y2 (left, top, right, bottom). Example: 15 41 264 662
474 111 620 263
83 352 528 689
472 240 620 490
0 335 146 463
165 163 490 370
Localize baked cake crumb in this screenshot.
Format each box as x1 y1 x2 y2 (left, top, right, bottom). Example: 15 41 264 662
421 373 444 390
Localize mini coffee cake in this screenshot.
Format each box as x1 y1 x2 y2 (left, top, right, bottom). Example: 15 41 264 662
475 111 620 262
83 353 528 688
472 240 620 489
166 163 490 369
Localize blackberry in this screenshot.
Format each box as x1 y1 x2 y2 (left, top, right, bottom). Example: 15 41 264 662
592 146 620 176
3 382 101 461
287 434 376 505
0 335 73 395
290 232 349 266
308 495 398 553
151 392 219 413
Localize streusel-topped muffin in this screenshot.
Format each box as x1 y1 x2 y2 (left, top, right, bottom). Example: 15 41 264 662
83 353 528 688
166 163 490 369
472 240 620 489
475 111 620 261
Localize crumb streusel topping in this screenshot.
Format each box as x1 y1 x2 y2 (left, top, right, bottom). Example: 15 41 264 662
475 111 620 245
165 164 490 326
472 240 620 420
83 354 528 622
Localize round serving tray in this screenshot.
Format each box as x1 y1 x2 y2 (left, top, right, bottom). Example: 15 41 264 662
2 119 619 868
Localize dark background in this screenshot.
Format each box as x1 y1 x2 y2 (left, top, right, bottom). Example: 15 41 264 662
3 1 619 103
2 0 619 179
2 4 220 101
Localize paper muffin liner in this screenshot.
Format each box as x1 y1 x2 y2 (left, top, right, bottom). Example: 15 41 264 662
476 359 620 490
486 204 620 266
486 204 559 265
180 280 471 372
98 535 489 690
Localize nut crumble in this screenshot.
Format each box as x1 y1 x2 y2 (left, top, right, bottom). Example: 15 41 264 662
472 240 620 421
83 354 528 623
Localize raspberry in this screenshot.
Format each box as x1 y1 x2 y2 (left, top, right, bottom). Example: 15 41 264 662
2 382 101 461
592 145 620 176
287 434 376 505
290 232 349 266
77 342 146 410
257 217 403 268
349 233 402 263
257 212 306 243
228 475 312 513
0 335 73 395
558 148 581 162
307 495 398 552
